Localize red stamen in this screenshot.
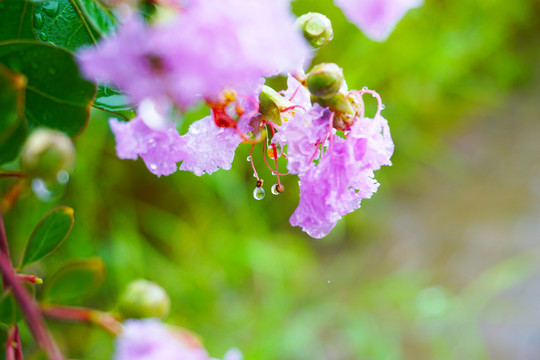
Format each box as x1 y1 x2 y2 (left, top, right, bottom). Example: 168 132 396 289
250 143 259 180
281 104 305 113
288 84 302 102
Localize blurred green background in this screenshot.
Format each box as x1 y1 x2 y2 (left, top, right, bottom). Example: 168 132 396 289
3 0 540 358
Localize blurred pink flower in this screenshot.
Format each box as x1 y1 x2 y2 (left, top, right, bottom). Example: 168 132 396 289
334 0 423 41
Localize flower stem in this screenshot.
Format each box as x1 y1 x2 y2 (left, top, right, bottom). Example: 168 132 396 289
0 212 64 360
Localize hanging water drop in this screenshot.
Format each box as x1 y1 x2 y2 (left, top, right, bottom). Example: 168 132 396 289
362 86 368 91
39 32 48 41
253 187 265 200
271 184 284 195
246 155 252 162
34 13 43 29
380 104 385 110
43 1 59 16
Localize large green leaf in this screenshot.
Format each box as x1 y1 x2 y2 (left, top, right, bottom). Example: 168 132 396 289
0 65 28 164
42 258 106 304
33 0 115 51
20 206 75 269
0 0 36 42
0 40 96 136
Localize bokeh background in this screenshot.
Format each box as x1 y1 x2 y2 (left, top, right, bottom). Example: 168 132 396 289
3 0 540 358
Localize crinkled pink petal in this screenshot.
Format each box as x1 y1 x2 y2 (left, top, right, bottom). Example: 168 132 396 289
109 117 185 177
114 319 209 360
334 0 423 41
273 104 330 176
290 115 393 238
179 116 242 176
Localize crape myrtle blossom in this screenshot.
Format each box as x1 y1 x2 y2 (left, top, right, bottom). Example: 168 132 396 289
114 319 241 360
78 0 310 108
274 76 393 237
334 0 423 41
110 95 258 177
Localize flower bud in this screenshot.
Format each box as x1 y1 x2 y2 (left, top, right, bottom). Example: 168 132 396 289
296 12 334 48
19 128 75 182
118 279 171 320
306 63 344 100
259 85 294 125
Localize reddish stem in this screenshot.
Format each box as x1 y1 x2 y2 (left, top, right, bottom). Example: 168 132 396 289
0 212 64 360
41 305 122 336
0 172 24 179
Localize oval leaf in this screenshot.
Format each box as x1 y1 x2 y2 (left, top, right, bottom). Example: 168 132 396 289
0 65 28 165
42 258 106 304
20 206 75 269
0 40 96 136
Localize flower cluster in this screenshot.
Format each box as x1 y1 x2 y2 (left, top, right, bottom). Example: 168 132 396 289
77 0 422 237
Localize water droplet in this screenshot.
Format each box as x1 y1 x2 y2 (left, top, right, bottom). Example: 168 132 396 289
328 280 331 284
34 13 43 29
32 178 66 202
267 143 282 159
253 173 258 178
56 170 69 184
43 2 59 17
380 104 385 110
39 32 48 41
271 184 284 195
362 86 368 91
150 164 157 170
246 155 252 162
253 187 265 200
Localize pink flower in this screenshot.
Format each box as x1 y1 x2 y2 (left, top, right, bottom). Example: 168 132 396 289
109 115 185 177
114 319 209 360
178 116 243 176
273 104 330 176
78 0 310 108
334 0 423 41
290 114 393 238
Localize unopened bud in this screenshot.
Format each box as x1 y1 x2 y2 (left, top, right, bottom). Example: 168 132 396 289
20 128 75 181
296 12 334 48
259 85 294 125
118 279 170 320
307 63 344 100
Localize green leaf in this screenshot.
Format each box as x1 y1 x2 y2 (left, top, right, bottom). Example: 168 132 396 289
94 84 136 121
0 65 28 165
0 40 96 136
42 258 106 304
33 0 116 51
20 206 75 268
0 0 36 42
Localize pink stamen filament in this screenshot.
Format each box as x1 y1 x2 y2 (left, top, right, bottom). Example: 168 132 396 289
250 143 259 180
288 84 303 102
281 105 305 113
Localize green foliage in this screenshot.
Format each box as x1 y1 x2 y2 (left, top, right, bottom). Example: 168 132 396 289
42 258 106 304
0 40 96 136
20 206 74 269
0 65 27 164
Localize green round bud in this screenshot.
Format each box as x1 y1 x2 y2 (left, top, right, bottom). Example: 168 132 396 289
118 279 171 320
306 63 344 99
19 128 75 181
296 12 334 47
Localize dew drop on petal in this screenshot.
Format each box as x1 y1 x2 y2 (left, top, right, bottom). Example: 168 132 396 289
150 164 157 170
381 104 385 110
253 187 265 200
362 86 368 91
